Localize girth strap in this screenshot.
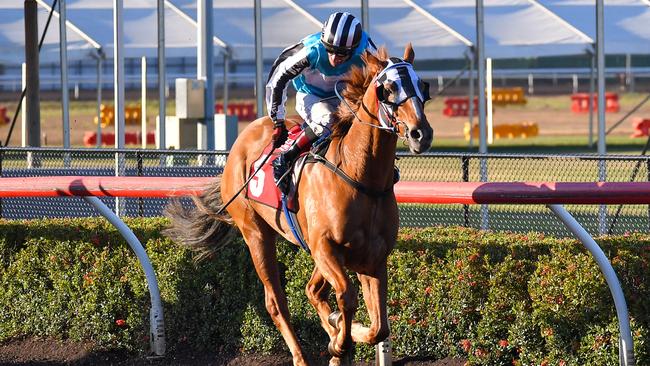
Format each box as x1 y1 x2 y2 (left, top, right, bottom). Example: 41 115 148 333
281 194 310 253
309 153 393 198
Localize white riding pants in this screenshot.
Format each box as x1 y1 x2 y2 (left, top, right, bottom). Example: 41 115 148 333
295 92 340 137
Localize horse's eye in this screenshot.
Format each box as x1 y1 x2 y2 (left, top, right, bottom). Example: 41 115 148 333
382 81 396 102
382 87 392 101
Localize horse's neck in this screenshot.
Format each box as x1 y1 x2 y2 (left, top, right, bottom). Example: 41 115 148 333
337 93 397 191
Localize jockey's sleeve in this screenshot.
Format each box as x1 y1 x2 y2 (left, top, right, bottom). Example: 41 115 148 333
366 36 378 56
266 43 311 121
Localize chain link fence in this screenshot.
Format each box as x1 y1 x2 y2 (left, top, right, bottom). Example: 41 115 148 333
396 152 650 237
0 147 648 237
0 148 227 220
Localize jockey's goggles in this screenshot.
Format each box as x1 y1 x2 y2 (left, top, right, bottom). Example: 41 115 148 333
323 43 353 57
375 60 431 107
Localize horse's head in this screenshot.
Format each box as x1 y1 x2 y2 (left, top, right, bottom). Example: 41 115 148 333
364 44 434 154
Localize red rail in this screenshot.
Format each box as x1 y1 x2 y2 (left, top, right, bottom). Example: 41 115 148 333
1 177 650 205
394 181 650 205
0 176 212 198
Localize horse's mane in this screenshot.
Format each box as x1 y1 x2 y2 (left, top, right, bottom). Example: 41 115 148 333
330 47 389 138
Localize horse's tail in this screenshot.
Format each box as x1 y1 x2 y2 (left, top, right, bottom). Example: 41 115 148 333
163 175 237 261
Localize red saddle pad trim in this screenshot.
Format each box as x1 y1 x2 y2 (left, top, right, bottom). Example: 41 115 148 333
245 125 302 210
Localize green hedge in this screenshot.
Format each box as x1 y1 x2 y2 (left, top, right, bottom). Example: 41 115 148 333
0 218 648 365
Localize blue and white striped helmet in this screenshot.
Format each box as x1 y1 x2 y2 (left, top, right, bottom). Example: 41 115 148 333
321 12 362 56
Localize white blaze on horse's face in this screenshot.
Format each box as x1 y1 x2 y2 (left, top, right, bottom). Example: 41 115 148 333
375 59 433 154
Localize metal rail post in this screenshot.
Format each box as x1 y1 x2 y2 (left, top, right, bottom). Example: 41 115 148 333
548 204 635 366
59 0 70 164
596 0 607 235
462 156 470 227
113 0 126 215
475 0 488 230
254 0 264 118
375 336 391 366
83 196 166 356
157 0 166 150
96 57 103 147
24 0 41 168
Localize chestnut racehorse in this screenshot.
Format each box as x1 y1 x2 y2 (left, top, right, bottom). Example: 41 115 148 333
165 45 433 366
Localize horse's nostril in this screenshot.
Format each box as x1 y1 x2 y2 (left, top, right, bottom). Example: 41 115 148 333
409 129 423 141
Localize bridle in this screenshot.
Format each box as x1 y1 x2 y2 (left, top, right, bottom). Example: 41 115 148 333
334 80 399 133
310 58 431 197
334 58 430 142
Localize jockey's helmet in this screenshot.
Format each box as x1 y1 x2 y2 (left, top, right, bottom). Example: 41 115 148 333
320 12 362 57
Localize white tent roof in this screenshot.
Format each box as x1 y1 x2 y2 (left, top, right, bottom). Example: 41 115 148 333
172 0 593 61
539 0 650 55
0 0 228 65
2 0 649 66
288 0 473 60
416 0 594 58
50 0 228 58
144 0 597 60
184 0 474 60
0 2 100 64
172 0 326 61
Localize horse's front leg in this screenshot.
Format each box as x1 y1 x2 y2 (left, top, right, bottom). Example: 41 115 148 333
305 267 338 339
352 262 390 345
311 241 358 359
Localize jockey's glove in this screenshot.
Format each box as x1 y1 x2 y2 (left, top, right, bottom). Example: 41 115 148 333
271 119 288 148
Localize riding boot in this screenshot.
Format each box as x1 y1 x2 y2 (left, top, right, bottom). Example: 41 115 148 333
273 127 319 194
393 166 400 183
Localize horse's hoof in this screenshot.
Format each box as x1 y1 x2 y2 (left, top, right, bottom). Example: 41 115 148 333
328 348 354 366
328 339 345 358
328 357 342 366
329 356 352 366
328 311 342 329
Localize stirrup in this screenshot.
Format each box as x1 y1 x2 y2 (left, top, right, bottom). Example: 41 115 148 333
273 154 288 179
274 160 292 194
276 172 291 194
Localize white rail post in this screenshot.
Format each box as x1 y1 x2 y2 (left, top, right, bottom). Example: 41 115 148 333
548 204 635 366
83 196 166 356
375 337 392 366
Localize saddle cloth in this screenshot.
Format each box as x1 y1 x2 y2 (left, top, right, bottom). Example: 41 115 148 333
245 125 306 211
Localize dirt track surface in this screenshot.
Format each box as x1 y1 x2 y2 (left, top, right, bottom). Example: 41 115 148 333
0 338 466 366
1 93 649 147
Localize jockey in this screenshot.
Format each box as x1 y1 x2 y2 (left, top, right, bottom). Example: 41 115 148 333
266 11 377 193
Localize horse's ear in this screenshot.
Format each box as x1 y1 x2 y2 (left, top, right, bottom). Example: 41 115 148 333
403 43 415 64
362 51 385 74
363 51 381 66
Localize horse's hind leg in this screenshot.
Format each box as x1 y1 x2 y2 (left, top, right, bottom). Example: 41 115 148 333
239 219 308 366
352 263 390 345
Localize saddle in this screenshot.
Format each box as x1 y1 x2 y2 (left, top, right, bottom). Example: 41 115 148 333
245 126 329 212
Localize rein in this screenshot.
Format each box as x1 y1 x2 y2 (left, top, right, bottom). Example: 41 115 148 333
309 152 393 197
310 79 407 198
334 80 401 134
